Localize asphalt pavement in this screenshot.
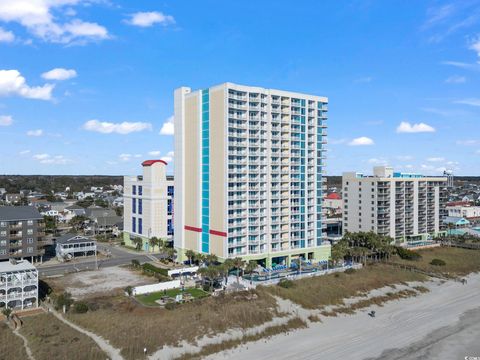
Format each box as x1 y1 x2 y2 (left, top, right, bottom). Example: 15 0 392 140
37 244 166 277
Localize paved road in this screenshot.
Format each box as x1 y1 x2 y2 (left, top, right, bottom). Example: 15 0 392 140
37 244 166 277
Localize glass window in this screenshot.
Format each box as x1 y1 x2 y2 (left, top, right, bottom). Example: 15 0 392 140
138 218 142 235
132 185 136 195
132 217 136 233
138 186 143 196
132 198 136 214
138 199 142 215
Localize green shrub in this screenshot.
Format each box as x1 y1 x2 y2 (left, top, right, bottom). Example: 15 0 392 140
73 302 89 314
430 258 446 266
54 291 74 311
396 247 422 261
142 263 169 276
344 268 356 274
278 279 295 288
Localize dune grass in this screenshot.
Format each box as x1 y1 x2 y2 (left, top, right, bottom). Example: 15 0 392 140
19 313 107 360
259 264 426 309
0 323 29 360
67 289 279 360
394 247 480 276
177 317 308 360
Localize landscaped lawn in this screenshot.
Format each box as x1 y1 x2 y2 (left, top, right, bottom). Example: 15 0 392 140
136 287 209 306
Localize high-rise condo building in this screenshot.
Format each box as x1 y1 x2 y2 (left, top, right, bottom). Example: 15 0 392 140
174 83 330 267
123 160 174 251
342 166 448 243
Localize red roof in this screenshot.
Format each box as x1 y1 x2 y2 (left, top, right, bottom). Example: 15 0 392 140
326 193 341 200
142 159 167 167
446 201 471 207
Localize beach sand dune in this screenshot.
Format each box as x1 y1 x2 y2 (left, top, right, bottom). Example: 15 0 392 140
208 273 480 360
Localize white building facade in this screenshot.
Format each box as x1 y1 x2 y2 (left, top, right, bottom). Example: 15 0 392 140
0 260 38 311
446 205 480 220
174 83 330 268
342 166 448 243
123 160 174 251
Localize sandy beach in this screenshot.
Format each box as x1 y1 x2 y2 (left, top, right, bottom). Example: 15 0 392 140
208 273 480 360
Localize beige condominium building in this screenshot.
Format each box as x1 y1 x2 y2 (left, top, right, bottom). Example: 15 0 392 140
342 166 448 243
123 160 174 251
174 82 331 268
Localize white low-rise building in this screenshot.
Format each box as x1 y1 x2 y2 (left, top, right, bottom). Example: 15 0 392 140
55 234 97 260
0 259 38 311
446 205 480 220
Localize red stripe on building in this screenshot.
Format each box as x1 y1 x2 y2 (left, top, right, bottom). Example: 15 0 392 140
209 229 227 237
184 225 202 233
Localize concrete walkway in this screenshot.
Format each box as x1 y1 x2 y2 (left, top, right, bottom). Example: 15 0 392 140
48 307 124 360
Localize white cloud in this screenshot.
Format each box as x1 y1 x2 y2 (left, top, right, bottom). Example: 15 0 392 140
0 0 109 44
148 150 161 156
367 158 388 165
396 155 413 161
83 119 152 134
0 70 54 100
454 98 480 107
126 11 175 27
470 36 480 58
160 151 174 163
119 154 132 162
33 153 70 165
0 115 12 126
348 137 374 146
426 157 445 162
396 121 435 133
457 139 479 146
0 27 14 42
19 150 30 155
159 115 174 135
27 129 43 136
41 68 77 81
445 75 466 83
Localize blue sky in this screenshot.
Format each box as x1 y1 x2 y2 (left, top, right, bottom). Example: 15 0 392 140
0 0 479 176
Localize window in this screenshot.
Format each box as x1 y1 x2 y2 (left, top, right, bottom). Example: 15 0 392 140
132 217 136 233
138 186 143 196
27 238 33 244
138 218 142 235
132 198 136 214
27 247 33 253
0 222 5 227
0 249 5 255
27 229 33 235
27 220 33 226
0 240 5 246
0 231 6 236
138 199 142 215
132 185 137 195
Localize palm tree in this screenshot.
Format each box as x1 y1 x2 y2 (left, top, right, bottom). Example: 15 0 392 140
232 257 245 283
149 237 159 252
185 250 195 266
132 237 143 251
244 260 257 284
166 248 177 262
222 259 234 284
205 254 218 266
